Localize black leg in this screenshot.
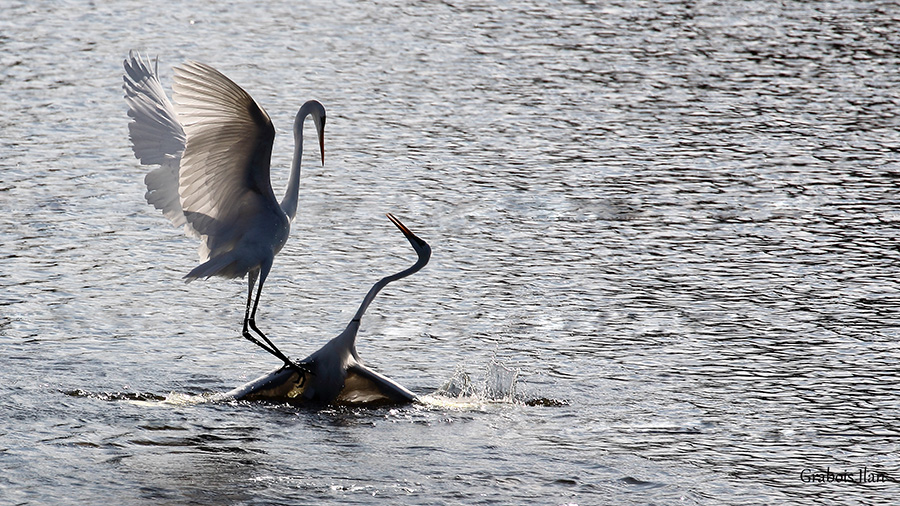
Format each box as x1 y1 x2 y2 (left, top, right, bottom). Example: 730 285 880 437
247 267 289 361
242 266 312 378
240 270 280 357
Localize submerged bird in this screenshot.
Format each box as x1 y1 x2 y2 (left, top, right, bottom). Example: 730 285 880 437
225 214 431 406
123 51 326 371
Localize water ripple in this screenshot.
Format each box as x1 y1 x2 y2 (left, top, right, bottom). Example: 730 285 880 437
3 0 900 504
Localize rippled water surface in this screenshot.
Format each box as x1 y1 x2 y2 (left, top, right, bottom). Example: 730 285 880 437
3 0 900 504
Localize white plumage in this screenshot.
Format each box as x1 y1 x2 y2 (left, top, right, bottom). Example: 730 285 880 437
123 51 326 370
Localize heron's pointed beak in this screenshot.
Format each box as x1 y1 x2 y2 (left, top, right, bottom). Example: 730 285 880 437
386 213 412 237
386 213 431 258
318 130 325 166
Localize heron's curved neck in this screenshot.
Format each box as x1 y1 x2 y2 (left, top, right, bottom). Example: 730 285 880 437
280 120 305 221
337 255 429 352
353 257 428 321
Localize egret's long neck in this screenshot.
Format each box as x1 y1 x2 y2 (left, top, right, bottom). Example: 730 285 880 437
337 253 430 355
352 267 416 323
280 116 305 221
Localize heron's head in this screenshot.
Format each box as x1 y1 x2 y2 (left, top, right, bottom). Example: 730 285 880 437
296 99 326 166
386 213 432 265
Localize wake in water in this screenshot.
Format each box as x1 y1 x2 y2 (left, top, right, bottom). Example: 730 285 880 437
63 389 219 407
64 358 565 410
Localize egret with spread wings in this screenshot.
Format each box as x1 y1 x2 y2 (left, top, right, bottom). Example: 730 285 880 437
123 51 325 372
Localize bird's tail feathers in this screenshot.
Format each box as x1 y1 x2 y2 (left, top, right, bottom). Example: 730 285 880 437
184 252 246 282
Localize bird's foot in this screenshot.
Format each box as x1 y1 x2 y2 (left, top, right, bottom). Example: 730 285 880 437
282 359 313 387
284 359 312 375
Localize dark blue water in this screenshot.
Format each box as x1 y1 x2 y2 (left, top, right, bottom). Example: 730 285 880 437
2 0 900 504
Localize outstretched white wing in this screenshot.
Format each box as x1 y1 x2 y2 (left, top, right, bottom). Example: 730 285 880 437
341 364 418 404
123 51 194 236
172 61 279 264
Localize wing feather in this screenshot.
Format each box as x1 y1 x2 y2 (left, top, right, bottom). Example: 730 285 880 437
172 61 279 262
122 51 195 236
342 364 418 404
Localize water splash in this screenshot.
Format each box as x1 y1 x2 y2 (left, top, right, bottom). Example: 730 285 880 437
428 358 520 406
424 358 569 409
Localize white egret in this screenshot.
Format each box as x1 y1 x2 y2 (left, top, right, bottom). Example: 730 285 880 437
225 214 431 406
123 51 325 372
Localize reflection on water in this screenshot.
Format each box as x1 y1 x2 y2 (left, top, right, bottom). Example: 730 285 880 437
2 0 900 504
